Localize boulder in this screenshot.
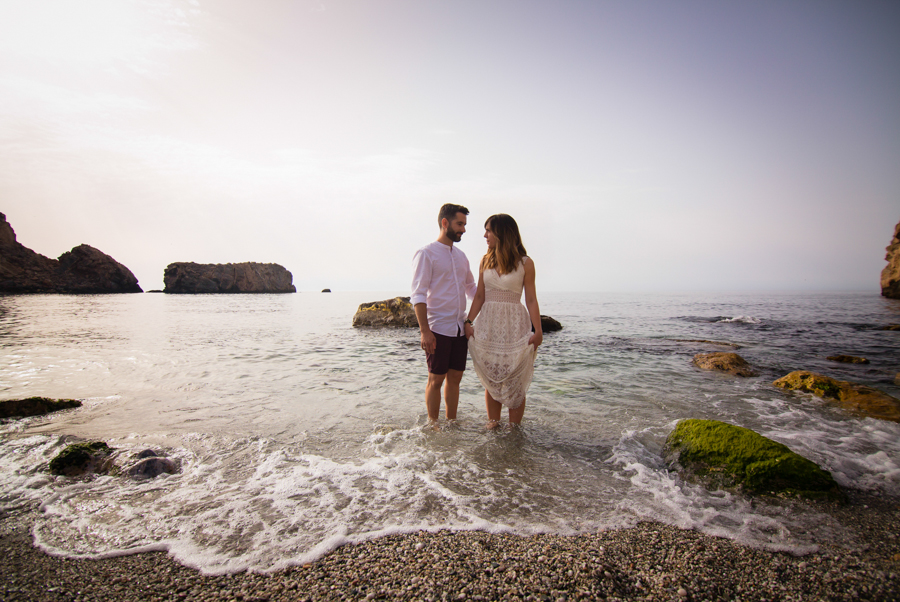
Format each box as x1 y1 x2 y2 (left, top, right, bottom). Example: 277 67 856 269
322 288 331 293
773 370 900 422
541 315 563 332
692 352 758 377
163 262 296 293
353 296 417 327
126 455 178 479
663 419 841 499
0 397 81 419
882 219 900 299
826 355 869 364
0 213 142 294
48 441 114 477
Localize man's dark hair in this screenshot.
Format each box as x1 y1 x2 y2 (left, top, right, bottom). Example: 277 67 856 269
438 203 469 227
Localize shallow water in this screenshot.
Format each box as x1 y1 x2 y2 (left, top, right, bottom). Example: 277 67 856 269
1 291 899 573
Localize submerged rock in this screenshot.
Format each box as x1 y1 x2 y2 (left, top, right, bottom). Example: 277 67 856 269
882 219 900 299
773 370 900 422
353 296 418 327
540 315 563 332
48 441 114 477
0 213 142 294
663 419 841 499
692 352 758 377
675 339 742 349
826 355 870 364
126 455 178 479
163 262 296 293
0 397 81 419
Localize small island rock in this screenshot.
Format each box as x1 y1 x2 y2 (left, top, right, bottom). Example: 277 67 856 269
773 370 900 422
882 218 900 299
692 352 758 377
0 397 82 419
163 262 296 294
0 213 142 294
663 419 841 499
540 315 563 332
353 297 418 327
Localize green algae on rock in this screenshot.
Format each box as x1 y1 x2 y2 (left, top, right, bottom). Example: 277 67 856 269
773 370 900 422
0 397 81 419
352 296 418 327
692 352 758 377
49 441 114 477
664 419 841 499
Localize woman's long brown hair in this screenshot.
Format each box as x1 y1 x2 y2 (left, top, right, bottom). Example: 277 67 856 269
481 214 528 275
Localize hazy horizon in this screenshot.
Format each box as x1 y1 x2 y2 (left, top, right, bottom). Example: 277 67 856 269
2 1 898 293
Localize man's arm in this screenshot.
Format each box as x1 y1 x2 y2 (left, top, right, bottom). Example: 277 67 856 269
411 249 436 354
414 303 436 354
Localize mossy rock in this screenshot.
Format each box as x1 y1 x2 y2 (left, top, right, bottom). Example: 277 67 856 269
692 352 758 377
773 371 900 422
664 419 841 500
0 397 81 419
48 441 114 477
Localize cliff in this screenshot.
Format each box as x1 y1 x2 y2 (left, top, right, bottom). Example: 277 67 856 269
882 219 900 299
0 212 142 294
163 262 296 294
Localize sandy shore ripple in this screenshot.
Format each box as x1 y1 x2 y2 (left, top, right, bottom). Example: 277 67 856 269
3 492 899 601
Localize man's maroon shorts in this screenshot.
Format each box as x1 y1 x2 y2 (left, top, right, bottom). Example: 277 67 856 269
427 331 468 375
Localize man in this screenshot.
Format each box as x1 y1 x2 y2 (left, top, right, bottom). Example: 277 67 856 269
411 204 477 423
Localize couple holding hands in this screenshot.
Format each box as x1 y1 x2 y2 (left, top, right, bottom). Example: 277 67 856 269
411 204 542 428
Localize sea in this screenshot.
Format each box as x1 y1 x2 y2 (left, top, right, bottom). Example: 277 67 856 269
1 291 898 574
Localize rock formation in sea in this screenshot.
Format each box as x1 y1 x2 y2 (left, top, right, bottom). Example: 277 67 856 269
353 296 418 327
691 352 758 377
663 419 841 499
0 397 82 419
352 296 564 331
826 355 869 364
163 262 296 294
773 370 900 422
883 218 900 299
0 212 143 294
48 441 115 477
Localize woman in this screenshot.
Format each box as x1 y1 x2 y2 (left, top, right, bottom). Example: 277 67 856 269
464 214 542 426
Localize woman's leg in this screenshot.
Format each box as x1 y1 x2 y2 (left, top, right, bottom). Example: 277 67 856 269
508 398 526 425
485 390 502 427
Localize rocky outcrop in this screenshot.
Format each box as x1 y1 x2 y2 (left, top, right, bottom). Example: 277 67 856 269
0 213 142 294
353 297 418 327
773 370 900 422
0 397 81 419
882 219 900 299
692 352 758 377
163 262 296 294
663 419 841 499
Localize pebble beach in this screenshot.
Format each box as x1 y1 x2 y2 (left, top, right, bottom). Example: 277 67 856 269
3 491 898 602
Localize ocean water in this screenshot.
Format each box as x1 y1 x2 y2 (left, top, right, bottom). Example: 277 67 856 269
1 291 899 574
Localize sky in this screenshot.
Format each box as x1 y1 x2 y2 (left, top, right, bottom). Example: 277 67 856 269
1 0 898 293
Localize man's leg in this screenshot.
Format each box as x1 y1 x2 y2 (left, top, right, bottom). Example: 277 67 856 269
425 372 447 421
443 369 463 420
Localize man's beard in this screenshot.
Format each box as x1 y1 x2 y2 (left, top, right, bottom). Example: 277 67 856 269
447 226 463 242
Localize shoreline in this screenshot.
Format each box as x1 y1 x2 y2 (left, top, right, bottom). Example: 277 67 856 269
3 491 898 601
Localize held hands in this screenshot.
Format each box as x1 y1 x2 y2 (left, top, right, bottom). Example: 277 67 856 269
528 331 543 350
464 322 474 339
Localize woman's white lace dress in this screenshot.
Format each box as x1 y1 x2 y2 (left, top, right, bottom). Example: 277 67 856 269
468 260 536 409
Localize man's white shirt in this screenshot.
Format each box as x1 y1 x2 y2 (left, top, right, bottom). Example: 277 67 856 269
411 241 477 337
